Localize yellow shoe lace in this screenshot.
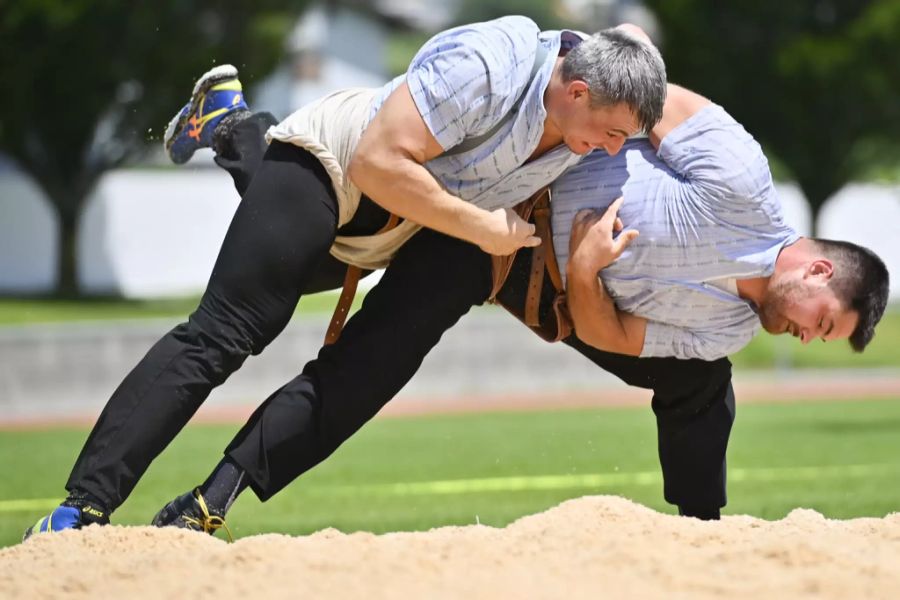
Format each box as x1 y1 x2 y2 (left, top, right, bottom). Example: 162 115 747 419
181 489 234 542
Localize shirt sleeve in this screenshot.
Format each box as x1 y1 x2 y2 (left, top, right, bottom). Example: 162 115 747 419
657 105 774 206
405 16 540 152
640 319 755 361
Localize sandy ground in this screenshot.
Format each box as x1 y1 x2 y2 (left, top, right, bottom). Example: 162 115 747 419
3 496 899 599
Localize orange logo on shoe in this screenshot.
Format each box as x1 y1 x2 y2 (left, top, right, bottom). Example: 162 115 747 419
187 115 202 140
184 94 232 142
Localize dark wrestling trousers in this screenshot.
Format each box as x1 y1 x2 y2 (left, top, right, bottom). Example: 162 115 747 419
65 113 389 509
68 113 736 516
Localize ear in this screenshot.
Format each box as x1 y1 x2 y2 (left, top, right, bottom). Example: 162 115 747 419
565 79 590 102
805 259 834 281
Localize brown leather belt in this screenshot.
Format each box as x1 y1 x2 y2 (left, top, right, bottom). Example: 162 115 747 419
324 187 571 346
488 187 572 343
324 213 400 345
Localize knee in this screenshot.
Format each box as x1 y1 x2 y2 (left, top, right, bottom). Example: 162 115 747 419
185 295 283 361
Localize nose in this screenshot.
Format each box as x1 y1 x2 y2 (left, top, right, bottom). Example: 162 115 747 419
602 136 626 156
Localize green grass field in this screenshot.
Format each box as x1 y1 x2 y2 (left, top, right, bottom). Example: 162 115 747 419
0 292 359 326
2 398 899 548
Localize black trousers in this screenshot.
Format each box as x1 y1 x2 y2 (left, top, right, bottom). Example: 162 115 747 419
67 113 736 515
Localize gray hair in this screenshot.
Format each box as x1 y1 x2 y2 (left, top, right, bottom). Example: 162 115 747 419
560 28 667 133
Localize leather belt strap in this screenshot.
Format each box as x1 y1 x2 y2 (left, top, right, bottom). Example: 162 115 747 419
324 213 401 345
489 187 572 344
525 228 547 326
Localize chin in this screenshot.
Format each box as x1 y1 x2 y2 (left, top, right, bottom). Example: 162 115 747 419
758 314 785 335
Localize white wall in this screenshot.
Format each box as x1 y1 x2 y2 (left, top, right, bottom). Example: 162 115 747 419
0 168 58 293
818 183 900 300
1 169 898 301
78 168 240 297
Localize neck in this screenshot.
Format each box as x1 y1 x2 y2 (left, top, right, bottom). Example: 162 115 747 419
536 58 567 153
735 277 769 308
736 237 809 307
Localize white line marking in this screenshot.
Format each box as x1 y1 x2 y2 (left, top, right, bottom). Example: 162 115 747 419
0 498 60 513
318 463 900 496
3 464 898 511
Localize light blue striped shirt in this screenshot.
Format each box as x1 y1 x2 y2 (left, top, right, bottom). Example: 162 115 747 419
371 16 586 210
551 105 800 361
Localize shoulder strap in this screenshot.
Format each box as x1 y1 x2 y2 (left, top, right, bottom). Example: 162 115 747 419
442 40 549 157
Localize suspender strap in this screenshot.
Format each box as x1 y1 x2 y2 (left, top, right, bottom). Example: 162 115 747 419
324 213 401 345
442 41 549 158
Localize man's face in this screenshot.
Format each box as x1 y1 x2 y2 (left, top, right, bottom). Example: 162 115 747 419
757 262 859 345
555 81 640 156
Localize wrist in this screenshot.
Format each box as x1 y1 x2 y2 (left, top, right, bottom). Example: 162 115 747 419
567 257 601 284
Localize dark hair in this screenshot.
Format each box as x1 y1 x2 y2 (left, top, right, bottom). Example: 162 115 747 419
813 238 890 352
560 28 667 133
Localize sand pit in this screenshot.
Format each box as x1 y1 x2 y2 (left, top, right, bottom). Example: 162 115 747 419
3 496 899 599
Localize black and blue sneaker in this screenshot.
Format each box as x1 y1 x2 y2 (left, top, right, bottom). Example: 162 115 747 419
163 64 248 164
151 488 233 542
23 495 109 541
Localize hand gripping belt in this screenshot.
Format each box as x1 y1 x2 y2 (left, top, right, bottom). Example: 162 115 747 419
487 186 573 343
323 187 572 346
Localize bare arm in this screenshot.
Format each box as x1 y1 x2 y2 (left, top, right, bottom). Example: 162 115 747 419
648 84 712 149
348 83 540 255
566 199 646 356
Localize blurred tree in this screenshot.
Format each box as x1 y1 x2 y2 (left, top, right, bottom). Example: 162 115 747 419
0 1 302 296
644 0 900 227
455 0 568 30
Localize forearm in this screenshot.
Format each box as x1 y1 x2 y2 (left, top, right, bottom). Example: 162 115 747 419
348 149 495 248
566 263 645 356
348 82 537 255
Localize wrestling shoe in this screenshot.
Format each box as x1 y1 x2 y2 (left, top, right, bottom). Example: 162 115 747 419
22 495 110 541
151 488 233 542
163 64 248 164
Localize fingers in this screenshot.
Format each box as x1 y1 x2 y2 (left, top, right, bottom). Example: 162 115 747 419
612 229 640 257
613 217 623 232
507 210 537 235
601 197 625 225
574 208 597 226
574 209 603 231
523 235 541 248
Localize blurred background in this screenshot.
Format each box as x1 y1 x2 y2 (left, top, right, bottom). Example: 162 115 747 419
0 0 899 542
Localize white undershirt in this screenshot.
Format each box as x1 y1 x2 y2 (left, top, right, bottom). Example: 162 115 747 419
707 277 739 296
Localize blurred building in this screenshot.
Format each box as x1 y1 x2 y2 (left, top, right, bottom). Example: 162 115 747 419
254 3 391 120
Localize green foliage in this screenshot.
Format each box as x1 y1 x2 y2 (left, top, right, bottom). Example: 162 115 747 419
2 398 899 546
454 0 568 30
0 1 302 295
644 0 900 220
386 30 432 77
